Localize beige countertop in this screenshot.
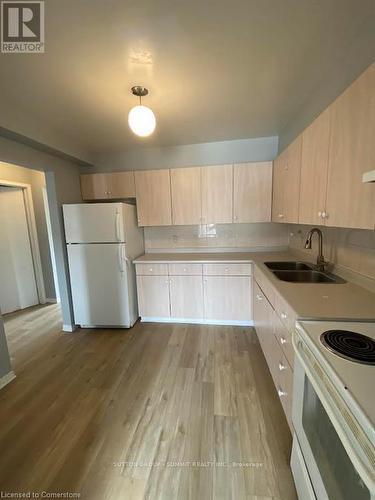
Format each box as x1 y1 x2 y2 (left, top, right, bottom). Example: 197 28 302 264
134 251 257 263
134 251 375 321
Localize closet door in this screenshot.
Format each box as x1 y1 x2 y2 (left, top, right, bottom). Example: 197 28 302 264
0 187 38 314
201 165 233 224
170 167 202 225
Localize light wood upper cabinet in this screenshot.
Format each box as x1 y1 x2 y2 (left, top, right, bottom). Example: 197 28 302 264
299 107 331 225
272 150 287 223
201 165 233 224
233 162 272 223
80 173 108 200
170 167 202 225
134 169 172 226
326 63 375 230
107 172 135 199
272 136 302 223
80 172 135 200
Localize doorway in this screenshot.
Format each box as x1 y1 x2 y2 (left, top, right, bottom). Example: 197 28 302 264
0 186 40 314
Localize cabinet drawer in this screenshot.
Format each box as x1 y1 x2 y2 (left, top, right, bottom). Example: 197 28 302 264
135 263 168 276
168 263 203 275
277 352 293 430
254 266 275 307
275 293 297 333
266 335 293 430
203 263 252 276
273 314 294 369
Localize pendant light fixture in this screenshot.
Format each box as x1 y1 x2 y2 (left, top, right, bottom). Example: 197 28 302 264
128 86 156 137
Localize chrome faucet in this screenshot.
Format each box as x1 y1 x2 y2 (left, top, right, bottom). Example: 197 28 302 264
304 228 328 272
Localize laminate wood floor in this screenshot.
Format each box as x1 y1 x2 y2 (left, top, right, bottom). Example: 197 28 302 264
0 304 297 500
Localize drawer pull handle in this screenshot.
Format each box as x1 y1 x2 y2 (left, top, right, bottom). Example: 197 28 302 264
281 312 287 319
149 268 153 272
278 388 286 397
183 268 187 272
278 363 286 371
280 337 287 345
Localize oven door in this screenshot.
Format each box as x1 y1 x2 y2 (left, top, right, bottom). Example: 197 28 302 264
292 356 373 500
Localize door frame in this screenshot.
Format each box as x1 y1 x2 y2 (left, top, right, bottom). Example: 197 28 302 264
0 179 46 304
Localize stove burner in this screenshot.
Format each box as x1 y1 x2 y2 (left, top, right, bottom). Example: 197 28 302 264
320 330 375 365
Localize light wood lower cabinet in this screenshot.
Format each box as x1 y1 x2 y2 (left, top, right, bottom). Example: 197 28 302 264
203 276 252 322
170 276 203 319
253 278 294 430
135 262 252 325
136 275 170 318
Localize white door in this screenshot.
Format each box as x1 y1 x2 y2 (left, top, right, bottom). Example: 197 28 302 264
0 187 39 314
67 243 130 327
63 203 125 243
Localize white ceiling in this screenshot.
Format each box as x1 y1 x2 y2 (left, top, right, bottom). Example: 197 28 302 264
0 0 374 161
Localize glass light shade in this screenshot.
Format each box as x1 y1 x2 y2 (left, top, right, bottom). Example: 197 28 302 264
128 105 156 137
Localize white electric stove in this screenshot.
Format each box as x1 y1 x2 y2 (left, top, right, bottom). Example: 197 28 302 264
291 319 375 500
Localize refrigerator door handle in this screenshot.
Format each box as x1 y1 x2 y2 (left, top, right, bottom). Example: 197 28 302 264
115 211 122 242
118 244 125 273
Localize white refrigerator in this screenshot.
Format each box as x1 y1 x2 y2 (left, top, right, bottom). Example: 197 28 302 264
63 202 144 328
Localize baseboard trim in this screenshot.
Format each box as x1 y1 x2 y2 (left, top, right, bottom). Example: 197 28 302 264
45 298 58 304
0 371 16 390
141 317 253 327
62 324 78 333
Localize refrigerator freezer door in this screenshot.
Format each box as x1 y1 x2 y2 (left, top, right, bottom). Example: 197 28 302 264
67 243 131 327
63 203 125 243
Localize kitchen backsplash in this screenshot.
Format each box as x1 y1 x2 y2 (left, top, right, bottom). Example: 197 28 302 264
289 225 375 281
144 223 289 251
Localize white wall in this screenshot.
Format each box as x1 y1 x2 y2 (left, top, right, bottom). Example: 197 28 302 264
92 136 278 172
0 135 83 382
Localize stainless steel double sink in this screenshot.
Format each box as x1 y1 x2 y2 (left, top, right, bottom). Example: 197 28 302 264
264 261 346 284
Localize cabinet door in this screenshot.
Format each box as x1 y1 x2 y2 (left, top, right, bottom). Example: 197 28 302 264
203 276 251 322
170 167 202 225
201 165 233 223
80 174 109 200
134 169 172 226
136 275 170 318
299 108 331 225
284 136 302 223
253 281 267 349
170 276 203 319
233 162 272 222
326 63 375 229
107 171 136 199
272 137 302 223
272 150 288 223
